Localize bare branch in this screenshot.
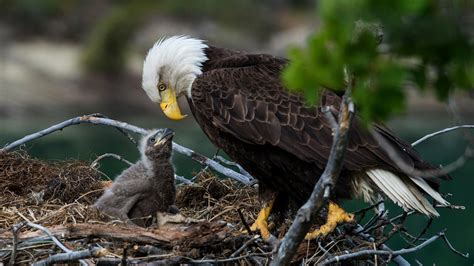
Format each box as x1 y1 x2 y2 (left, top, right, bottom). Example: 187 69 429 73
354 224 410 266
90 153 134 168
320 231 468 265
21 222 88 266
85 113 138 146
440 232 470 258
184 252 272 263
230 235 259 258
237 208 253 236
33 247 106 266
89 153 194 184
412 125 474 146
175 174 194 185
1 114 148 151
406 218 433 247
354 200 384 215
321 106 338 129
8 223 25 266
360 210 389 233
1 114 254 185
434 204 465 210
183 148 254 184
372 130 473 178
1 222 236 250
22 222 71 253
272 84 355 265
214 155 253 179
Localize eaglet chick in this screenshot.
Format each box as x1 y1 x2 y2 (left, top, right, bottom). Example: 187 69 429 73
94 128 177 227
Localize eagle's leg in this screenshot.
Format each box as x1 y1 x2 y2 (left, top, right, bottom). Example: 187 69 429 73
305 202 354 240
249 199 274 241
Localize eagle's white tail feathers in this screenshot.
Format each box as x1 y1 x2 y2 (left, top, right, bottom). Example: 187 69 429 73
366 169 447 217
410 176 450 206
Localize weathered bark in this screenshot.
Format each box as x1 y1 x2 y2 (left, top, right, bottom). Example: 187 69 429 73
0 221 236 249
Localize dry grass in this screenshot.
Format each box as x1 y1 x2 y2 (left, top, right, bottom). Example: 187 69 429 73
0 151 107 229
0 151 260 229
177 171 260 226
0 151 378 265
0 151 270 264
0 150 103 204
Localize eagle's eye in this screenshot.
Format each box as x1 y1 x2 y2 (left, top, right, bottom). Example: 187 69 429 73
158 83 167 92
148 137 156 144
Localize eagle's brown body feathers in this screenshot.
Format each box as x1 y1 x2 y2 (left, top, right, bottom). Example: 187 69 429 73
141 36 449 217
188 46 449 210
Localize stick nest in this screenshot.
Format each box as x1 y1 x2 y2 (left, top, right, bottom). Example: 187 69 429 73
0 150 103 204
0 151 382 265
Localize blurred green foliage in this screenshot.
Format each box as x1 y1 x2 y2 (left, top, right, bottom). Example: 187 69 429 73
82 0 287 74
82 2 154 74
3 0 313 74
284 0 474 123
0 0 98 39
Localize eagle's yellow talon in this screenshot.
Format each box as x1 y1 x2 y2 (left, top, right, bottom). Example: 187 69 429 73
305 202 354 240
245 200 274 241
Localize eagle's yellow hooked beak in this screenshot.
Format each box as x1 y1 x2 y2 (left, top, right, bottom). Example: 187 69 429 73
159 87 187 120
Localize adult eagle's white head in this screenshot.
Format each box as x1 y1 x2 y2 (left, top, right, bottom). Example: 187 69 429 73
142 36 208 120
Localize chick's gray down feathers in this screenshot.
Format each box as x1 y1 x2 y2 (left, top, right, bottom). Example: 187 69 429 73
94 128 177 227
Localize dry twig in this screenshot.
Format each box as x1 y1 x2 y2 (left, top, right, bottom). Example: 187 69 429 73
320 231 468 265
22 222 88 266
33 247 106 266
90 153 133 168
272 72 356 265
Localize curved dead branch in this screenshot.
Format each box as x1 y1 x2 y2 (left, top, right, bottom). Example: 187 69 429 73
412 125 474 146
372 130 473 178
1 114 254 185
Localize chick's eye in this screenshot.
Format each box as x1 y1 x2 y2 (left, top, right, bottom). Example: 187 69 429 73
149 137 155 144
158 84 166 91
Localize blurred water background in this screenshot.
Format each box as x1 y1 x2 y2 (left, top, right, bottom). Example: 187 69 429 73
1 1 473 264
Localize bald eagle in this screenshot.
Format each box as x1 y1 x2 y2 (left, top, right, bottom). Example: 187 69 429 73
142 36 450 240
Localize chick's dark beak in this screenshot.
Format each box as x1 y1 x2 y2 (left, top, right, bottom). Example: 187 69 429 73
154 128 174 146
161 128 174 140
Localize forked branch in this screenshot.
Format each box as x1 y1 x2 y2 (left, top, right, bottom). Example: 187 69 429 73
1 114 254 185
272 77 356 265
